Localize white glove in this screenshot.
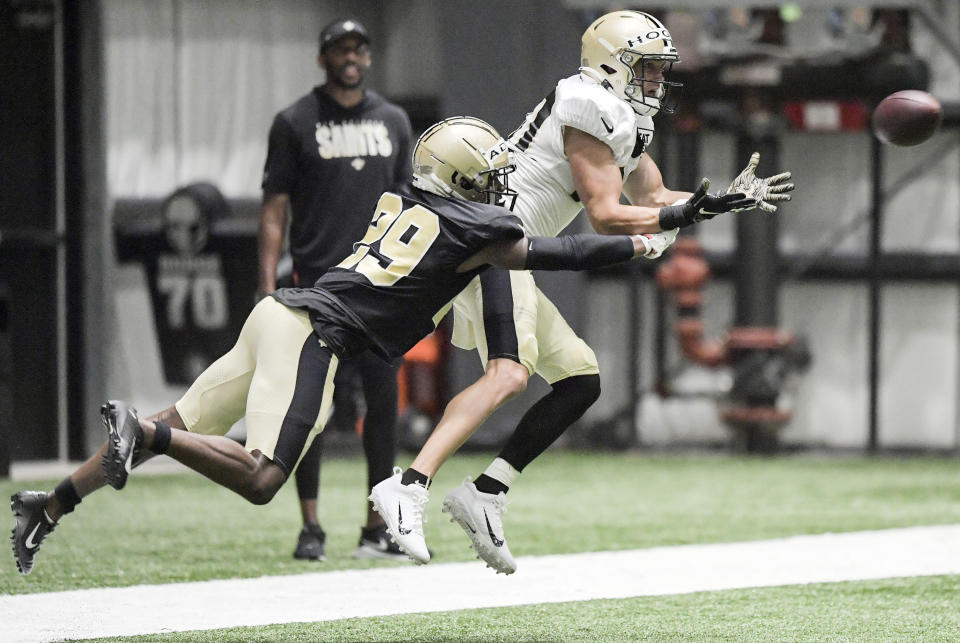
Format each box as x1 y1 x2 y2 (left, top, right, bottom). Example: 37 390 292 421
638 227 678 259
725 152 794 213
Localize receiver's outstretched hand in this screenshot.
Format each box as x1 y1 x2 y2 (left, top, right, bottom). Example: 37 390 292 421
688 178 756 221
725 152 794 213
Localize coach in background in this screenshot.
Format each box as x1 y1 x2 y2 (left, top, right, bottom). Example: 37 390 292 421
258 18 413 561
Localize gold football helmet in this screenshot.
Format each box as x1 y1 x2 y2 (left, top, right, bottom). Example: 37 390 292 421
580 10 682 116
412 116 517 210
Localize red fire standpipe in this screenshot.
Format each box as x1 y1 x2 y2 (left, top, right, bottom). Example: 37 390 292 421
656 237 810 452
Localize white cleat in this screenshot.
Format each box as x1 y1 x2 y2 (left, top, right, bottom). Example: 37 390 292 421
442 479 516 575
368 467 431 564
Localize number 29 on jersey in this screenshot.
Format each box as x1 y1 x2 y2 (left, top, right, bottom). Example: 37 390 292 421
337 193 440 286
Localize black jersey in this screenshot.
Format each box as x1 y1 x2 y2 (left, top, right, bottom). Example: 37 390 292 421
273 185 524 361
262 87 412 279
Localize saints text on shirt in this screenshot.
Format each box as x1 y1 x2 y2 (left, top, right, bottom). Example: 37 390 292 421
315 120 394 159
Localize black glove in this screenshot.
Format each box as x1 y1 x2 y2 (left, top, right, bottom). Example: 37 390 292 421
658 179 757 229
689 178 757 221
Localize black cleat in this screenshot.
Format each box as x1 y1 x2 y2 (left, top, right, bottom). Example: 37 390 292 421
353 525 409 560
293 523 326 561
10 491 56 575
100 400 142 490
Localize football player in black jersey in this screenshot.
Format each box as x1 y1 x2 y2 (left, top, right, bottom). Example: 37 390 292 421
259 18 413 561
12 116 739 576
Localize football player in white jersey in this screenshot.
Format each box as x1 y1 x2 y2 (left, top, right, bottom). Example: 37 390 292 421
370 10 793 574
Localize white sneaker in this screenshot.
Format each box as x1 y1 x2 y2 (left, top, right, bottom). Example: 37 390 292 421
368 467 431 564
442 479 516 574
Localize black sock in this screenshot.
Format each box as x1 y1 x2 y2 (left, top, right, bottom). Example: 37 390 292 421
401 468 430 488
53 477 82 516
474 474 509 495
152 421 172 454
355 352 400 493
295 433 323 501
498 374 601 469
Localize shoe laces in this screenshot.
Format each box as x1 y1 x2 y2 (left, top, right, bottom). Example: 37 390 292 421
489 492 509 515
405 484 430 532
466 478 509 515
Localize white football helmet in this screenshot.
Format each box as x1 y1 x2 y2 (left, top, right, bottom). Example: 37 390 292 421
580 10 682 117
412 116 518 210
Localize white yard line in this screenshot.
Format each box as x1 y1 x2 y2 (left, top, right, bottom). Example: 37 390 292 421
2 524 959 642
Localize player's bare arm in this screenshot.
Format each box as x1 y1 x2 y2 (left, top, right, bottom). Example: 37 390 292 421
564 126 662 235
621 153 690 208
565 127 757 235
257 192 289 296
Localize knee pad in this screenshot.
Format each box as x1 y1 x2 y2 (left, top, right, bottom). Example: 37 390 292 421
554 373 601 410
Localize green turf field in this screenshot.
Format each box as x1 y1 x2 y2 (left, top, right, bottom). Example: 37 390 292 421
3 452 959 640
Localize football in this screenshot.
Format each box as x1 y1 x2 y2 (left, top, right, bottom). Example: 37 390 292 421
872 90 942 146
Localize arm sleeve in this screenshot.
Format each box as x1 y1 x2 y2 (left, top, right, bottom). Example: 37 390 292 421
261 114 299 195
524 234 635 271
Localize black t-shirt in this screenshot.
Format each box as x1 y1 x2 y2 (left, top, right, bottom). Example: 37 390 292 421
262 87 412 280
273 185 524 362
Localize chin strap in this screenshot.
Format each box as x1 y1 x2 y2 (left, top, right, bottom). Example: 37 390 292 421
578 66 603 84
412 173 463 200
579 67 616 94
629 92 661 117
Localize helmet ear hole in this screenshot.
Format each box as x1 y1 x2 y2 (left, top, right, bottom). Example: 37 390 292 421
599 63 617 76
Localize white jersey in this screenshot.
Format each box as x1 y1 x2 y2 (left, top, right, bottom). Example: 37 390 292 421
506 73 656 238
